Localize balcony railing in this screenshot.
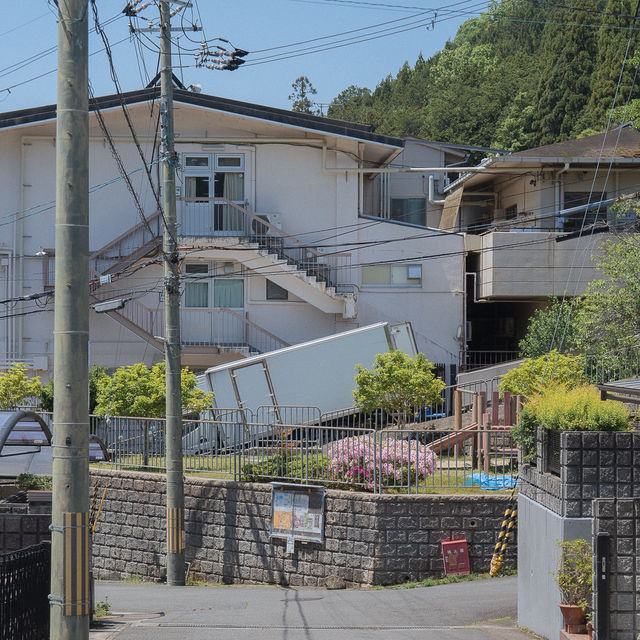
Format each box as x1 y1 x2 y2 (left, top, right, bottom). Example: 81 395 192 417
113 299 289 354
459 350 520 371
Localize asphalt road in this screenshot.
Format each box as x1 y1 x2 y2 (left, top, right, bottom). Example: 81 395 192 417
92 576 532 640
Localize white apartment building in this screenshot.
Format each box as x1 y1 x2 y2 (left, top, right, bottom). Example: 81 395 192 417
0 85 468 380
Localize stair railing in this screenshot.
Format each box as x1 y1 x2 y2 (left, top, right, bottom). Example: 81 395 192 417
178 197 352 290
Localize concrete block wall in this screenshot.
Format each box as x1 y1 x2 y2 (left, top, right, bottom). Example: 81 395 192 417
519 430 640 640
90 469 516 587
593 498 640 640
0 504 51 552
520 431 640 518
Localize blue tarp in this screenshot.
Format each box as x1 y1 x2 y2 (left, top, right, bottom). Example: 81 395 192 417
463 473 519 490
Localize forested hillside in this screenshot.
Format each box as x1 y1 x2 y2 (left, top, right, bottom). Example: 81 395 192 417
327 0 640 150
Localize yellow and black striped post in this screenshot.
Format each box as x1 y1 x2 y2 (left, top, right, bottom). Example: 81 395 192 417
490 484 518 577
167 506 184 555
63 512 90 617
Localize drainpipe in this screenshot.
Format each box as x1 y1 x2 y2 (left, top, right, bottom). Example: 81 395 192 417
428 175 446 206
555 163 570 230
16 138 27 358
0 249 14 361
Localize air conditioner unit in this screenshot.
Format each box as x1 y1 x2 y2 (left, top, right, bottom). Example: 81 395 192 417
251 213 282 235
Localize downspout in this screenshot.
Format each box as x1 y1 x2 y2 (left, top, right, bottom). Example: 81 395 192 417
555 163 570 230
428 175 446 206
16 138 27 358
0 249 14 362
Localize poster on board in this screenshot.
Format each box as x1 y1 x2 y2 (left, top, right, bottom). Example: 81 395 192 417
270 482 325 544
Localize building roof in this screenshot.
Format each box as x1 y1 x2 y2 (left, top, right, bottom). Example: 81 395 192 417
0 87 404 149
444 126 640 193
510 126 640 159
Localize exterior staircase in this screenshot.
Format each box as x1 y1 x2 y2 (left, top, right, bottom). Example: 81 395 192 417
179 198 356 318
87 199 356 356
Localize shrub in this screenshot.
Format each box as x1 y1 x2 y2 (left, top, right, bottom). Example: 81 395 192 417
499 350 584 400
530 385 629 432
15 473 52 491
511 385 629 461
241 451 329 483
510 407 537 462
555 539 592 609
326 435 437 491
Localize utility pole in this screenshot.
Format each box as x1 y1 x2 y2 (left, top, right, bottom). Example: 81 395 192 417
50 0 90 638
159 0 185 586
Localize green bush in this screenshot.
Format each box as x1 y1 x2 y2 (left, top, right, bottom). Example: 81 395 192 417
241 451 329 483
500 350 584 400
531 385 629 432
15 473 52 491
511 385 629 460
510 407 537 462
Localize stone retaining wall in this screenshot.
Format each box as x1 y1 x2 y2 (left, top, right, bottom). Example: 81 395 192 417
90 469 516 587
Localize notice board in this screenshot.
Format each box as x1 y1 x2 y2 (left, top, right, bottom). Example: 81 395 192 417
270 483 325 548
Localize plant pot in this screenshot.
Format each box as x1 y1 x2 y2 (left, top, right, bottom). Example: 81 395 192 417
558 603 586 627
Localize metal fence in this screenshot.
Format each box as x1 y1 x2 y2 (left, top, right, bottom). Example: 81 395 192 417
90 412 518 493
0 542 51 640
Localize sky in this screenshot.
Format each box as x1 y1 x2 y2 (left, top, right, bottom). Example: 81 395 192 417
0 0 482 114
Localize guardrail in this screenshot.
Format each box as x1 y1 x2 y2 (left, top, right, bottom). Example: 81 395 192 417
0 542 51 640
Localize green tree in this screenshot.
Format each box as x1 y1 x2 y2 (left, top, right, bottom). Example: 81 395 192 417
575 232 640 363
93 362 213 418
0 363 42 409
39 364 109 413
499 350 584 400
353 351 445 425
529 0 600 145
578 0 637 132
519 298 580 358
288 76 319 114
327 85 372 122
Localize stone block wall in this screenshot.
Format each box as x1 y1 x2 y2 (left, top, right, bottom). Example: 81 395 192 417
520 431 640 518
0 504 51 552
593 498 640 640
90 469 516 587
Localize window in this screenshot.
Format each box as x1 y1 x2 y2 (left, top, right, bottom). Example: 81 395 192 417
505 204 517 220
561 192 607 232
184 263 208 307
184 262 245 309
390 198 426 226
184 175 210 198
185 155 209 167
361 264 422 287
216 155 243 169
266 280 288 300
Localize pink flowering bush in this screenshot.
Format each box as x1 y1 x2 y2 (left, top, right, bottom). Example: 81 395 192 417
326 435 437 490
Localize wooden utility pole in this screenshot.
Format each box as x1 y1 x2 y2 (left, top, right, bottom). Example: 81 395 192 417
159 0 185 586
50 1 90 638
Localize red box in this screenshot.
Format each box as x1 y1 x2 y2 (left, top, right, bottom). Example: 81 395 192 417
441 539 470 575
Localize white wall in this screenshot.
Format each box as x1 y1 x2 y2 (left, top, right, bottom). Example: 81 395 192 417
1 101 464 374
